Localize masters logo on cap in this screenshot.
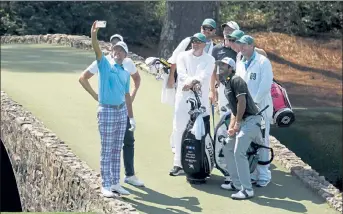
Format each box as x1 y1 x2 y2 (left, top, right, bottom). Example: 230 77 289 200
191 33 207 43
227 30 245 40
202 18 216 28
236 35 254 45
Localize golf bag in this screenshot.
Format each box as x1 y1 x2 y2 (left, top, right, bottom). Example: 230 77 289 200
271 79 295 127
145 57 176 106
213 106 274 176
144 38 205 83
144 57 171 81
181 89 215 184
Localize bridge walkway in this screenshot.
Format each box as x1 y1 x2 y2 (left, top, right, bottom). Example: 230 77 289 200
1 44 338 214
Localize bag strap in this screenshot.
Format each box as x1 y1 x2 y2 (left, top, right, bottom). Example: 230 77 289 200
211 104 215 135
249 142 275 165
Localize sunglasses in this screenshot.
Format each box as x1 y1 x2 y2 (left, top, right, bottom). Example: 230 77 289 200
202 26 214 31
228 38 236 42
192 39 204 44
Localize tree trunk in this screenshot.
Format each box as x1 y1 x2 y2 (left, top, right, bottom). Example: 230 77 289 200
158 1 219 59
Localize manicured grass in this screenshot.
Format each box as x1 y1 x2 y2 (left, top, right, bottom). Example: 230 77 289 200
1 44 339 214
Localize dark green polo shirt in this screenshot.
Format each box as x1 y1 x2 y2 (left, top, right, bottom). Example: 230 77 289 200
224 75 259 119
212 42 237 62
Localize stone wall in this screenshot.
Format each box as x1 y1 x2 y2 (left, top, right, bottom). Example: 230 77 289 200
1 91 137 214
0 34 145 62
1 34 342 212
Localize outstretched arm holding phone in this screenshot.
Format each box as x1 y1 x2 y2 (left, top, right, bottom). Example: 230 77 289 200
91 21 102 60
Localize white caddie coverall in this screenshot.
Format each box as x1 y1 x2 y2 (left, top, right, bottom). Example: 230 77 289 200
165 37 215 150
236 50 274 182
217 48 267 117
171 50 215 167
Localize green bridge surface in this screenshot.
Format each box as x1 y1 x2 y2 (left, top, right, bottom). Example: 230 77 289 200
1 44 338 214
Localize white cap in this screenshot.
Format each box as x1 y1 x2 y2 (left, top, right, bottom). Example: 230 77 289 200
110 34 124 42
216 57 236 70
113 41 128 54
221 21 240 30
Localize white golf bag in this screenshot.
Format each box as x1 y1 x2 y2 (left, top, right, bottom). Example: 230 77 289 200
213 106 274 176
145 57 176 106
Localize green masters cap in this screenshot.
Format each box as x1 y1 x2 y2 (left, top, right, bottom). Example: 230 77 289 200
191 33 207 43
236 35 254 45
202 18 216 28
226 30 245 40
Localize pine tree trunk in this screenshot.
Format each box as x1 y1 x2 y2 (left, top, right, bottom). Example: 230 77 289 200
158 1 219 59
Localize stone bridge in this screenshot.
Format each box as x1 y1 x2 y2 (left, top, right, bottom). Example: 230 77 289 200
0 34 341 214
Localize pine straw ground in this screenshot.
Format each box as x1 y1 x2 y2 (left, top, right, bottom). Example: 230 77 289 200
134 32 342 107
214 32 342 107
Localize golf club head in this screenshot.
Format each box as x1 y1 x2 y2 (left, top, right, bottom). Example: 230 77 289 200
187 97 197 111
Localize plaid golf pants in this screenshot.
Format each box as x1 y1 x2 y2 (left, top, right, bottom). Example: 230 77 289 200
97 104 127 188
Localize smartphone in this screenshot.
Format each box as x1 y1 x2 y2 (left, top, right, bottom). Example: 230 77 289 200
96 21 107 28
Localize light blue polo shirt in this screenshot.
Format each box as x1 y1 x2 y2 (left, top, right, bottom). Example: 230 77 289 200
97 53 130 105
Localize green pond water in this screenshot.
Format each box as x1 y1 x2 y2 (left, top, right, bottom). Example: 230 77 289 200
270 108 342 190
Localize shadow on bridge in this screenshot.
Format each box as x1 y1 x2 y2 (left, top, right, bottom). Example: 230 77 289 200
1 140 22 212
121 163 331 214
190 165 326 213
123 186 201 214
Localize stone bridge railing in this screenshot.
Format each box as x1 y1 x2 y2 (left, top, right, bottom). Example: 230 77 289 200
1 91 137 213
1 34 342 213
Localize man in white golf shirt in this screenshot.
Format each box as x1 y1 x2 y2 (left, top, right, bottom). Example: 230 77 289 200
169 33 215 176
235 35 273 187
79 34 144 187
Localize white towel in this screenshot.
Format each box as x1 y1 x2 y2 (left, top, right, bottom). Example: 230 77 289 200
191 113 206 140
161 73 176 106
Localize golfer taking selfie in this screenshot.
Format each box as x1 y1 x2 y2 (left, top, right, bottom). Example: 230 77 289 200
79 21 135 197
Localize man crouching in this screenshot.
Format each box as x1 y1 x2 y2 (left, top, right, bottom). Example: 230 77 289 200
216 57 264 200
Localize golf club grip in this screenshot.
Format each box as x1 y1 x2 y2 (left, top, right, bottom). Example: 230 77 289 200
191 89 201 108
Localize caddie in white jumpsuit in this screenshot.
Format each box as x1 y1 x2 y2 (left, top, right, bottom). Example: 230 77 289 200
169 33 215 176
235 35 274 187
166 18 217 154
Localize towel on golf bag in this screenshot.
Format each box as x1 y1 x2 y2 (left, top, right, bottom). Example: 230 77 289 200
181 115 215 181
161 73 176 106
191 112 206 140
271 80 295 127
